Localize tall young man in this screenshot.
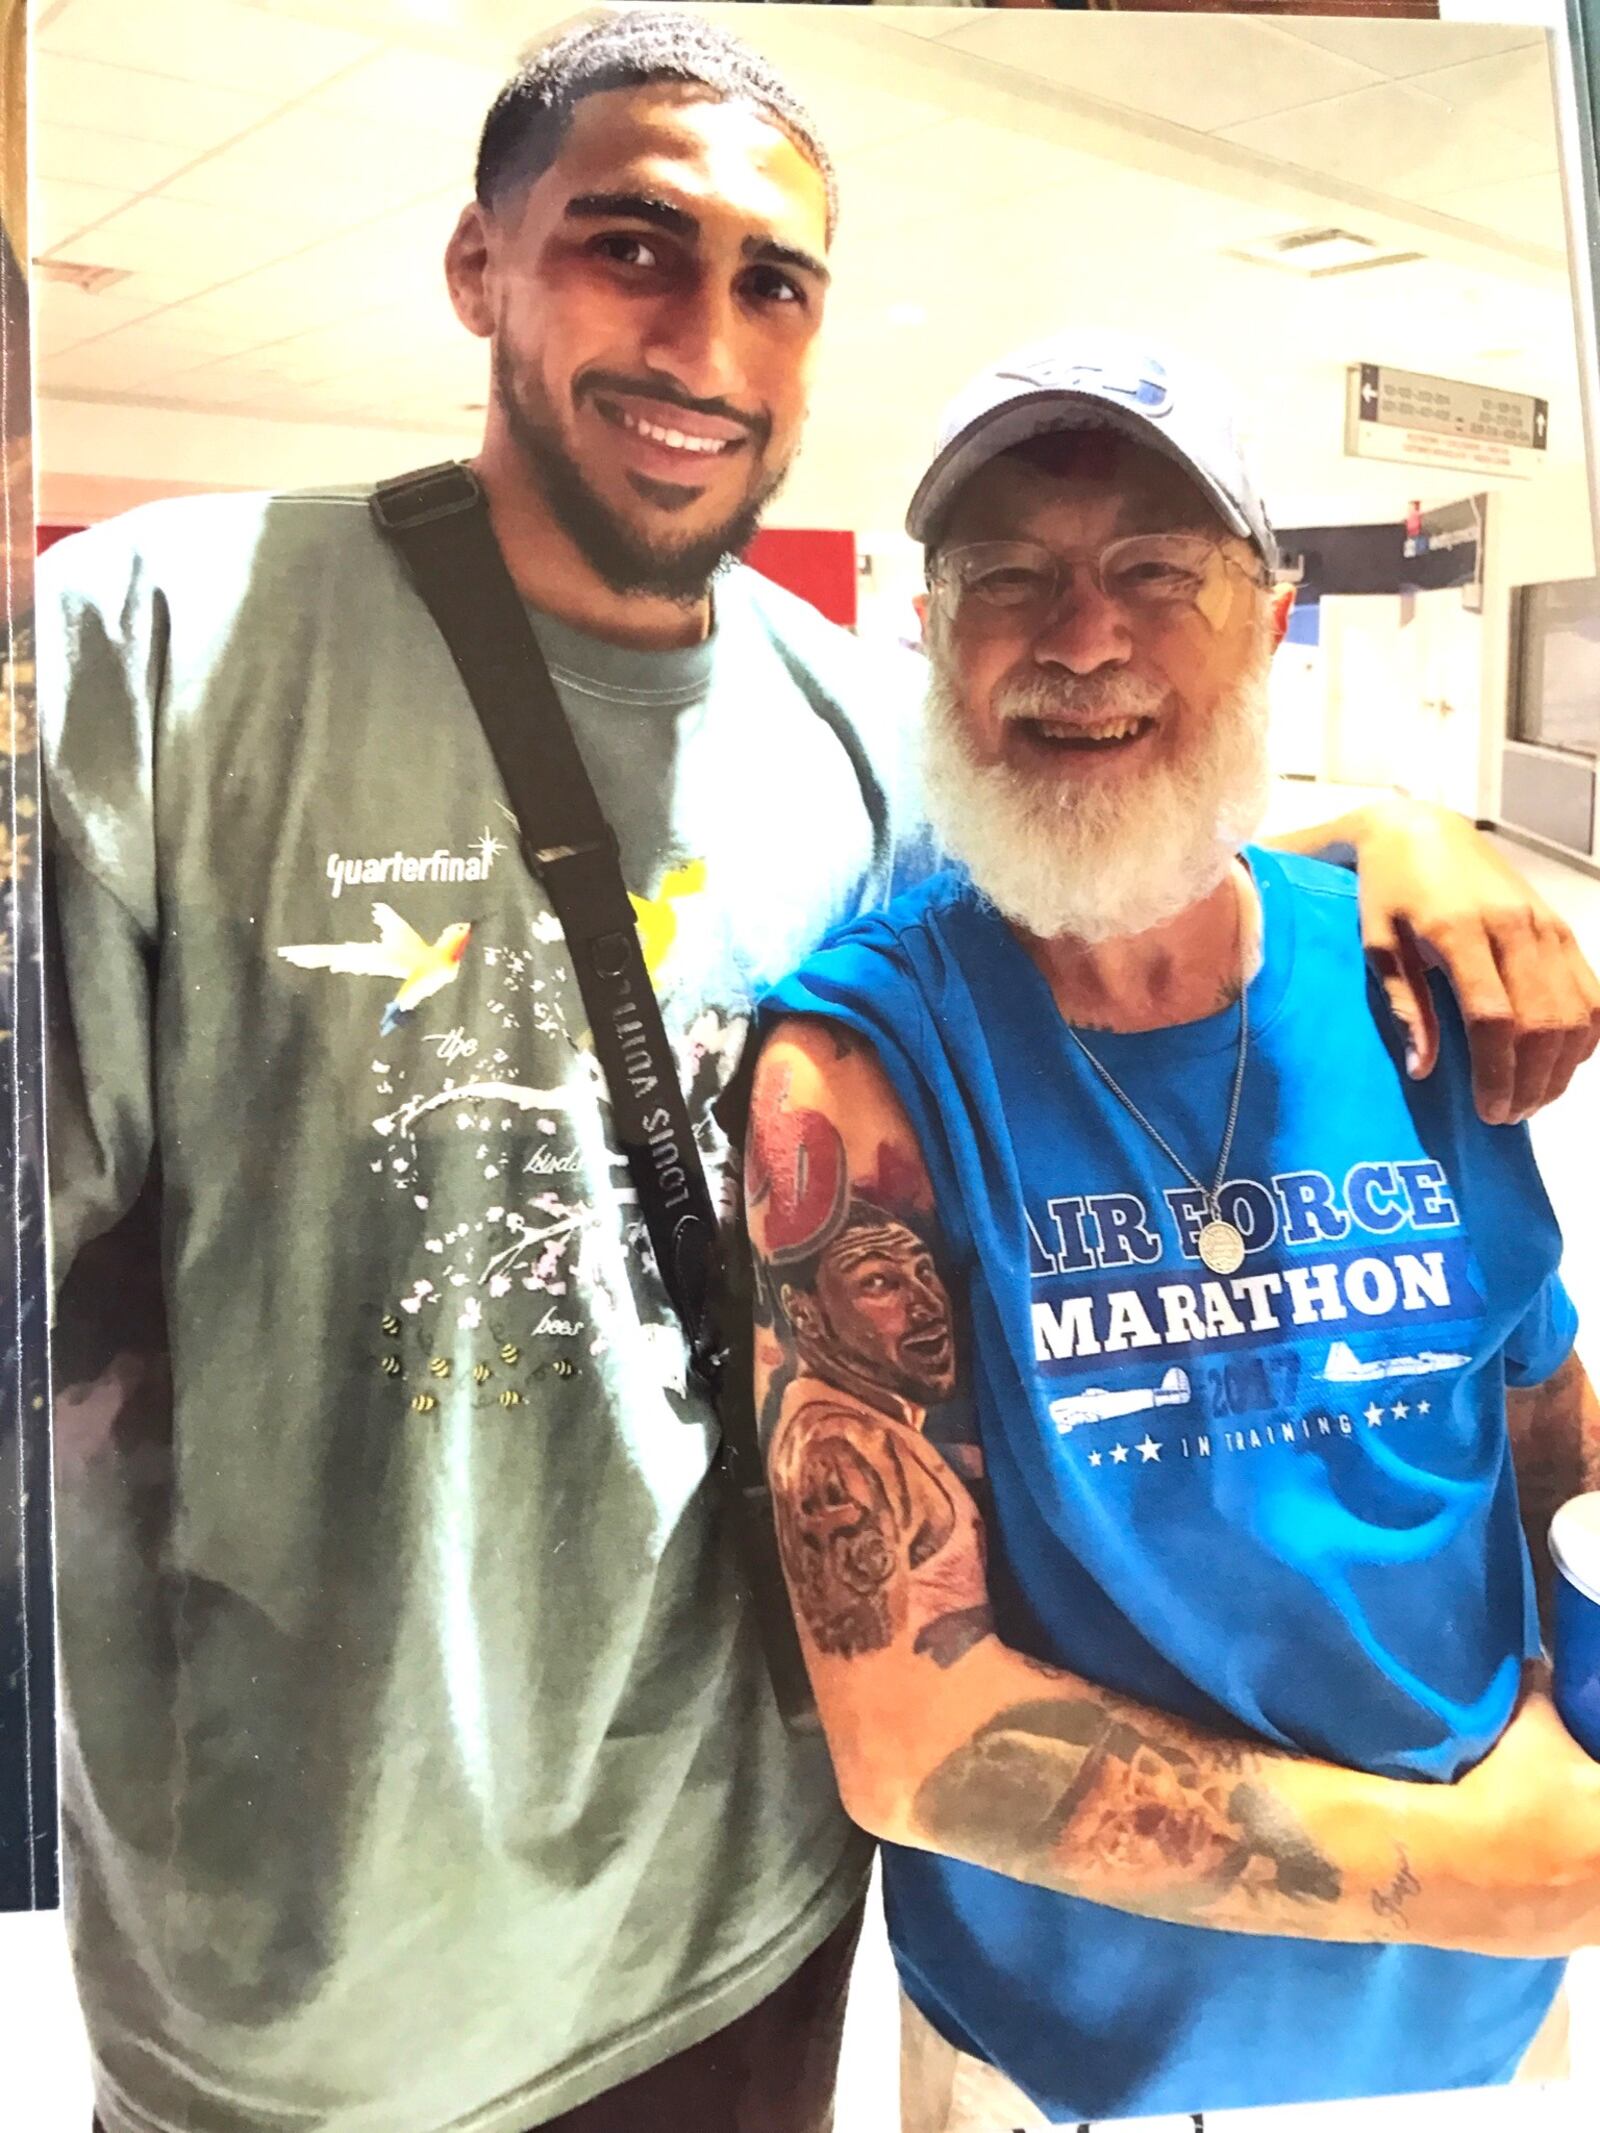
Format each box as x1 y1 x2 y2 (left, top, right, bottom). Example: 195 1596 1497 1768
39 16 1599 2133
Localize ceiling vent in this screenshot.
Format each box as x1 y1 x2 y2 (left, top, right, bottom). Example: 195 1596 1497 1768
1225 228 1423 278
33 258 131 294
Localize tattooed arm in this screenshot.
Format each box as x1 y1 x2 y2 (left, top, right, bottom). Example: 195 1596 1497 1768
749 1016 1600 1957
1507 1350 1600 1636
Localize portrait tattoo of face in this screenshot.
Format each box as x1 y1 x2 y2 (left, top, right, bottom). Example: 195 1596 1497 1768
779 1203 958 1414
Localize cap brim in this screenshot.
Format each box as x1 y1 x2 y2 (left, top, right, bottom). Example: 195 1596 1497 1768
905 389 1253 549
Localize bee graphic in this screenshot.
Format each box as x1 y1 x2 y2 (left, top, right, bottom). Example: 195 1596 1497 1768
499 1389 523 1409
500 1342 521 1366
428 1357 451 1380
380 1355 402 1378
552 1358 577 1380
471 1362 493 1385
411 1392 438 1415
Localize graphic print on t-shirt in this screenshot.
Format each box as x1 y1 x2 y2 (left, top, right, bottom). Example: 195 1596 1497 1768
277 838 731 1420
1026 1156 1483 1476
278 901 475 1033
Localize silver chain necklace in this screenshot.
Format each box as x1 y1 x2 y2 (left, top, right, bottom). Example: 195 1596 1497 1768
1063 975 1250 1277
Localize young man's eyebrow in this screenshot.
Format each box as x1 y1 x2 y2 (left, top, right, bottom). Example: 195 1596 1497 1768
563 193 829 286
742 234 830 288
564 191 698 239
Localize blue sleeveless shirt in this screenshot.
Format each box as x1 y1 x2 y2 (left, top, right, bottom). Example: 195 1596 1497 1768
764 849 1574 2120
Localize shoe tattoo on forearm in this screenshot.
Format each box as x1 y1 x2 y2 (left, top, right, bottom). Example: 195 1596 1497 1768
914 1699 1342 1919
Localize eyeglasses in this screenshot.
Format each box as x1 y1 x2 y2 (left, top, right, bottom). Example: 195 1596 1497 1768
928 535 1269 632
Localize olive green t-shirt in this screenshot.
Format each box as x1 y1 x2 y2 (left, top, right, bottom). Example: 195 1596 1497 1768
39 491 920 2133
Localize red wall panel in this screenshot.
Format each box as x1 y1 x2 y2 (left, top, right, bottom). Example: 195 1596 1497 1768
742 527 856 629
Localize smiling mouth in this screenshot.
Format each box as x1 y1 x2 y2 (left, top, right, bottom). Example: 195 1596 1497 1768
1015 715 1157 753
593 395 748 462
902 1326 954 1371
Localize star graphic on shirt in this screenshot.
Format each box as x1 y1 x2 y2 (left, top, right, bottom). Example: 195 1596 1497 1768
1364 1401 1385 1427
1391 1397 1411 1419
1109 1442 1130 1464
474 828 506 868
1136 1435 1162 1463
1418 1398 1432 1415
1088 1450 1103 1468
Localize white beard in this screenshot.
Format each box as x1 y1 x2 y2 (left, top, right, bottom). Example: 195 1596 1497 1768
920 624 1274 945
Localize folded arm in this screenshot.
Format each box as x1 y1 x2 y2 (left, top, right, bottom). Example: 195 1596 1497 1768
750 1015 1600 1957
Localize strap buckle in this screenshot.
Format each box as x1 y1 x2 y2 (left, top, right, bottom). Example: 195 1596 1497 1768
369 462 483 533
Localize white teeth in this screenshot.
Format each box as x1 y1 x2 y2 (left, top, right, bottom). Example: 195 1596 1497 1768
618 410 727 455
1037 717 1147 743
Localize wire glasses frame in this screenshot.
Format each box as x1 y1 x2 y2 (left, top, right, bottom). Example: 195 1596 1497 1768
927 534 1272 632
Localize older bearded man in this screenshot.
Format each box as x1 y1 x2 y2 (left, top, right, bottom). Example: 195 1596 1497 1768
749 339 1600 2131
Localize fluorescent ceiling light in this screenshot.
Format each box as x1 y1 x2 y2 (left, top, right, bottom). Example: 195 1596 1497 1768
1225 228 1423 278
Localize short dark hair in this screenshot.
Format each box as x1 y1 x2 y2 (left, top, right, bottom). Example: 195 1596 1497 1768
475 10 838 238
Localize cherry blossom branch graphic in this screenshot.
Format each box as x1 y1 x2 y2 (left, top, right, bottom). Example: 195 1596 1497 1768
379 1070 606 1142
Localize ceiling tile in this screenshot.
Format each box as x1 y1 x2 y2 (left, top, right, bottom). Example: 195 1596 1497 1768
47 195 309 278
1432 171 1568 251
36 0 378 99
1409 42 1557 146
186 194 461 328
33 51 285 153
934 14 1385 132
31 122 194 193
855 8 980 43
31 181 128 254
161 110 469 220
33 277 165 356
1268 19 1541 79
1217 81 1557 212
247 0 575 57
298 48 509 143
836 118 1095 237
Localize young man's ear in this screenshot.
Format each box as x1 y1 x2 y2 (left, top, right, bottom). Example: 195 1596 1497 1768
445 203 495 339
1269 582 1296 649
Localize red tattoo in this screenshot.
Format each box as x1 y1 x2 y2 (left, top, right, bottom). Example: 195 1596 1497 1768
865 1138 930 1216
747 1063 850 1262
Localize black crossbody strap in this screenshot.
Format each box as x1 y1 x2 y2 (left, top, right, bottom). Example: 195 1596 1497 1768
372 462 722 1380
370 462 817 1731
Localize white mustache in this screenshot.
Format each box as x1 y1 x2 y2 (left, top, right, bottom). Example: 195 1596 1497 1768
994 671 1168 724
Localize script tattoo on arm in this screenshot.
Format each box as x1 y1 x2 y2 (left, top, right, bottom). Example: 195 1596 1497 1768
1506 1350 1600 1633
1371 1849 1422 1930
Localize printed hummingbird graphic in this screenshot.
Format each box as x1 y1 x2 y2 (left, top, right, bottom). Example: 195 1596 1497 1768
278 904 473 1033
629 859 706 976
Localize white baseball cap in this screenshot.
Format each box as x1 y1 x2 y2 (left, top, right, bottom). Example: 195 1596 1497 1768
906 332 1278 571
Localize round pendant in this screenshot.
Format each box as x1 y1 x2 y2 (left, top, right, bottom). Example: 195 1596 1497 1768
1197 1219 1246 1275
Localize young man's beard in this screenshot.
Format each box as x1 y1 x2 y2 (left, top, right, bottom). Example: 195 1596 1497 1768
920 618 1274 946
496 345 790 604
